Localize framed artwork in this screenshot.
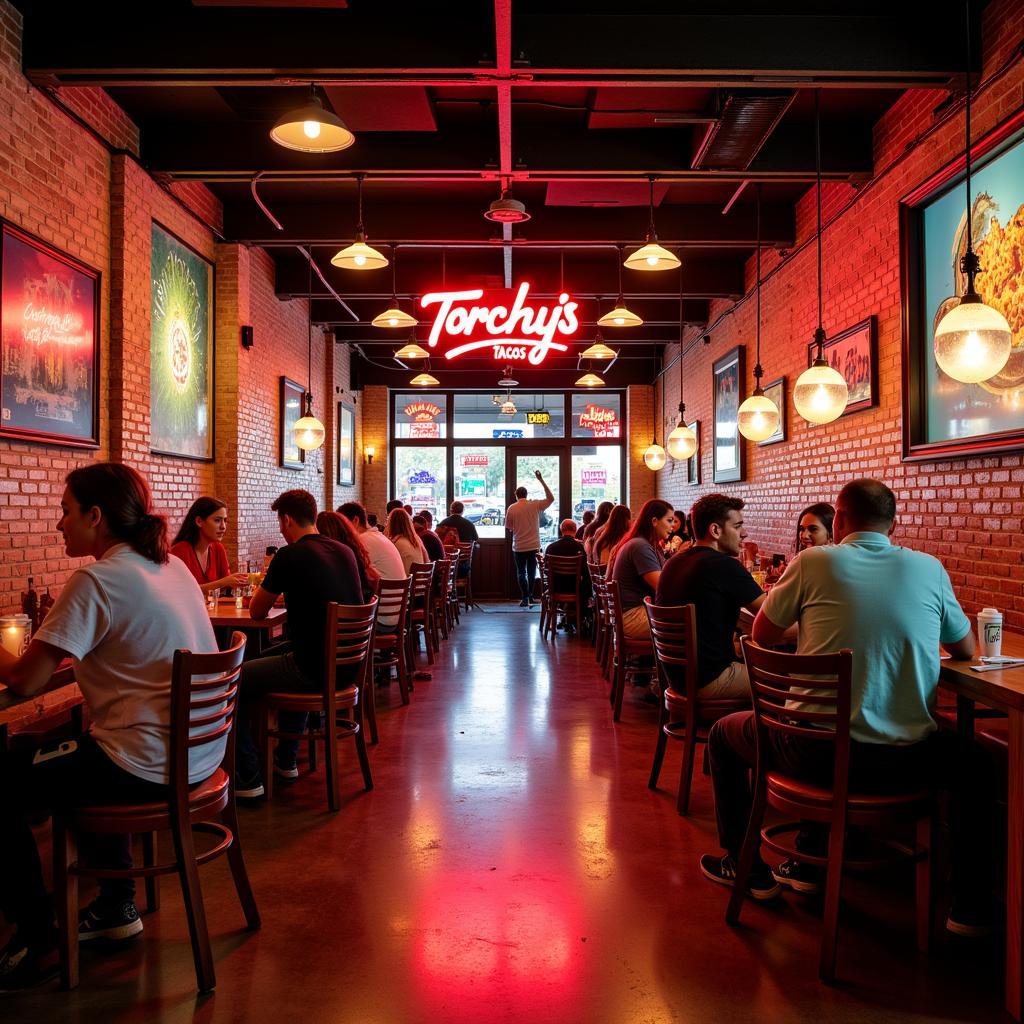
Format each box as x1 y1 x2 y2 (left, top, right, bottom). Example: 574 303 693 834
0 221 100 448
685 420 701 485
758 376 786 445
150 222 214 460
280 376 305 469
901 107 1024 460
713 346 745 483
808 317 877 417
337 401 355 486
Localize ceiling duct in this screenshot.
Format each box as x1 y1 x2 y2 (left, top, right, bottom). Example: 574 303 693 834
691 91 795 171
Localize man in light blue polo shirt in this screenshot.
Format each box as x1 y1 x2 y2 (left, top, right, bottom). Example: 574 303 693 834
700 480 991 932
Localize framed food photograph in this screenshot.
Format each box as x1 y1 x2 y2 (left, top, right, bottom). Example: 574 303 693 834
337 401 355 486
685 420 701 485
0 221 100 448
280 376 305 469
808 317 877 417
713 346 745 483
150 222 214 460
758 376 786 445
901 107 1024 460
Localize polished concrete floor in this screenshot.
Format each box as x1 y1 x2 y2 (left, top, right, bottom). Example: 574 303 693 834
5 607 1007 1022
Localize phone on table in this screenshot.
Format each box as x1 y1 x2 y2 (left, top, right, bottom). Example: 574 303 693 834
32 739 78 765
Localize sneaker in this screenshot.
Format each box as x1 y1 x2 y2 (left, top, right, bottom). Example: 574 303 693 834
78 900 143 943
273 757 299 780
519 599 529 608
235 769 265 799
0 933 58 990
699 853 781 901
772 858 822 895
946 902 996 938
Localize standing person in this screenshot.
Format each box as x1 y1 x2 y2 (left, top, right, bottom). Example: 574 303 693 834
235 490 364 796
413 514 445 561
795 502 835 552
0 464 220 988
582 500 614 561
655 493 765 699
607 499 674 639
593 504 631 566
438 501 479 544
386 508 429 574
170 496 248 593
338 501 406 633
504 470 555 607
316 511 379 601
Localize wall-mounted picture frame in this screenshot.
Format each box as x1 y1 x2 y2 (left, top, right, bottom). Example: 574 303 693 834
280 376 305 469
758 376 786 446
150 221 214 460
901 107 1024 461
713 346 745 483
337 401 355 486
685 420 701 485
0 220 100 448
808 316 877 418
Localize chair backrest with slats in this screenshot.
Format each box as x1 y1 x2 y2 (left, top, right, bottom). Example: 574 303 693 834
169 630 247 805
323 598 379 705
409 562 435 600
545 553 582 600
433 558 452 599
587 560 606 580
537 553 550 595
644 599 698 699
605 579 625 657
446 556 458 593
376 576 412 632
457 541 475 569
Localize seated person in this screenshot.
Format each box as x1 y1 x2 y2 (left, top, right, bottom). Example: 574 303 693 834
438 501 479 545
338 501 406 634
413 514 445 562
544 519 592 619
607 499 675 639
170 496 248 593
235 490 364 797
0 463 220 989
699 479 986 923
386 509 429 574
316 511 379 602
654 493 764 698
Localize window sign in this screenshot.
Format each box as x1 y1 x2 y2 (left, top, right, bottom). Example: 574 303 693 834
527 411 550 425
461 453 490 467
493 428 523 439
572 393 622 439
403 401 442 422
395 393 447 439
408 469 437 485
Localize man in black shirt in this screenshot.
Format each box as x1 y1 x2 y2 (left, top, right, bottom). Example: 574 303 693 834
654 493 764 699
545 518 591 611
235 489 364 798
413 514 445 561
438 501 479 544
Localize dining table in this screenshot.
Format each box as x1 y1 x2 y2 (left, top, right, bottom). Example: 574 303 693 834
208 598 288 656
0 661 80 748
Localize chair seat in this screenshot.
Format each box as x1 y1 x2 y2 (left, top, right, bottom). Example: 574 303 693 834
767 771 930 815
265 686 358 711
664 687 747 720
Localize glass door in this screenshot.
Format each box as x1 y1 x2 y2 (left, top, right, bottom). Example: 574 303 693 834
510 451 562 549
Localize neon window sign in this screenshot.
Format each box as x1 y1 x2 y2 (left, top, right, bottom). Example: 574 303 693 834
402 401 442 422
578 404 620 437
419 282 579 365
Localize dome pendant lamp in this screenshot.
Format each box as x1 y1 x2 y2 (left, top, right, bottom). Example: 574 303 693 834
372 245 418 329
270 86 355 154
332 174 389 271
738 186 781 441
644 369 667 471
667 287 697 461
598 247 644 327
624 177 680 272
933 0 1012 383
293 256 326 453
794 91 849 425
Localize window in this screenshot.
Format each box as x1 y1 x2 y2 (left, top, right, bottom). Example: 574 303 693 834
394 447 447 521
571 446 622 519
394 393 446 439
571 393 622 439
454 393 565 439
453 446 506 538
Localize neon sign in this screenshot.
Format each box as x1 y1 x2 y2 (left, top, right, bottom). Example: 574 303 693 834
578 404 620 437
526 411 551 425
402 401 441 422
419 282 579 365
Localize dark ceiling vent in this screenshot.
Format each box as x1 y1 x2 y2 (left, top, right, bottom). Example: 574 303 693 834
691 91 795 171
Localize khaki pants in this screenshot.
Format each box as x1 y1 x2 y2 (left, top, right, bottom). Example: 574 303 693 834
700 660 750 699
621 603 652 640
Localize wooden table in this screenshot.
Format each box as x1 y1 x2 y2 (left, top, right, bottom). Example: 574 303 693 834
208 599 288 655
0 662 81 744
941 631 1024 1021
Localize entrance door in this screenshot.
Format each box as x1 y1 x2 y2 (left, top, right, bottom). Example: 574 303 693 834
505 451 561 598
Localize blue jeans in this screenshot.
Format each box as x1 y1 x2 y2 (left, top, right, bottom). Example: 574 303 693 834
513 550 538 602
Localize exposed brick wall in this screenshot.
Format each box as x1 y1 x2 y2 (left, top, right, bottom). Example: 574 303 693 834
658 0 1024 630
360 385 389 520
50 85 140 156
626 384 655 511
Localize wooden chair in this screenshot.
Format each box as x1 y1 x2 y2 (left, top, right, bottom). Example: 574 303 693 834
455 541 477 611
430 558 452 646
536 554 549 634
587 561 606 649
446 556 461 628
591 572 612 679
644 599 749 815
53 631 259 993
605 579 654 721
542 553 583 639
727 638 935 982
262 601 377 811
373 577 413 710
408 562 436 669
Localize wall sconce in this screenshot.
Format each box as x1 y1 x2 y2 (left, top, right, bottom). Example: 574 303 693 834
365 446 375 465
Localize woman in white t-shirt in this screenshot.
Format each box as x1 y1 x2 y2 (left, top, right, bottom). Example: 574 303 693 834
0 463 219 989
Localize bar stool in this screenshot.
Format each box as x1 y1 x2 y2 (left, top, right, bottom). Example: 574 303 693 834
542 553 583 639
373 577 413 709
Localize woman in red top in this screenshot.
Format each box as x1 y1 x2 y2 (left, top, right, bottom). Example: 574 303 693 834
170 496 247 593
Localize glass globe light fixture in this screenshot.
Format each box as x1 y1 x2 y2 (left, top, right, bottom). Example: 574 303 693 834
293 395 326 452
794 332 849 424
643 442 667 471
666 403 697 460
737 390 781 441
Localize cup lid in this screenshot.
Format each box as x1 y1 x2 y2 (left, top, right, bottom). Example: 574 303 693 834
979 607 1001 615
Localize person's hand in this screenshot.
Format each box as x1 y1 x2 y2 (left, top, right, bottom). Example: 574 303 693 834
231 572 249 587
534 470 543 481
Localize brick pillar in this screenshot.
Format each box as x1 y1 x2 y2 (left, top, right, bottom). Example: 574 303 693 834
627 384 655 510
361 385 389 518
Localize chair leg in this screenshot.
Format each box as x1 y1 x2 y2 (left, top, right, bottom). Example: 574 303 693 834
54 819 79 990
307 735 318 773
325 710 341 812
363 676 379 746
396 640 411 706
648 709 669 789
424 617 435 665
142 831 160 913
575 598 582 636
171 810 216 993
915 814 934 954
263 708 275 801
221 799 262 930
613 657 626 722
726 784 768 926
819 823 848 982
677 735 698 816
354 702 374 791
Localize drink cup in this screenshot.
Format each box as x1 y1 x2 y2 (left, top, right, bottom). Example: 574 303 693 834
207 588 220 611
978 607 1003 658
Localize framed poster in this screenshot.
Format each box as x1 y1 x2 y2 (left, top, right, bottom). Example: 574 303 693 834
758 376 786 445
685 420 701 485
280 376 305 469
337 401 355 486
150 222 214 460
713 346 745 483
0 221 99 447
901 108 1024 460
808 317 877 417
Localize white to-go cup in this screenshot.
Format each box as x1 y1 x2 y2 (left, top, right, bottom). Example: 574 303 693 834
978 607 1003 658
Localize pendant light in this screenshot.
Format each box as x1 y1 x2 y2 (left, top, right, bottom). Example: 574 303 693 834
575 371 605 387
484 178 531 223
332 175 388 271
794 91 849 425
580 329 617 361
598 247 644 326
395 334 429 360
624 177 680 272
270 86 355 154
933 0 1012 383
410 355 439 387
644 369 667 470
372 245 418 329
667 285 697 460
738 186 781 441
293 256 326 452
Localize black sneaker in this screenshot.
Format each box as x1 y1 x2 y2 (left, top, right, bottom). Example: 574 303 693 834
273 757 299 780
699 854 781 901
78 900 143 943
519 599 529 608
0 933 58 991
235 769 265 799
772 858 822 895
946 902 996 938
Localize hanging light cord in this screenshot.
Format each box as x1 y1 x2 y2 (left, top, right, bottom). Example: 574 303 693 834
648 176 657 241
754 183 763 391
355 173 365 238
677 271 686 424
811 89 828 364
306 254 313 408
961 0 982 299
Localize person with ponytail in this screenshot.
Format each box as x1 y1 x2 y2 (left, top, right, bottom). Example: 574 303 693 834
0 463 221 987
171 496 248 593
